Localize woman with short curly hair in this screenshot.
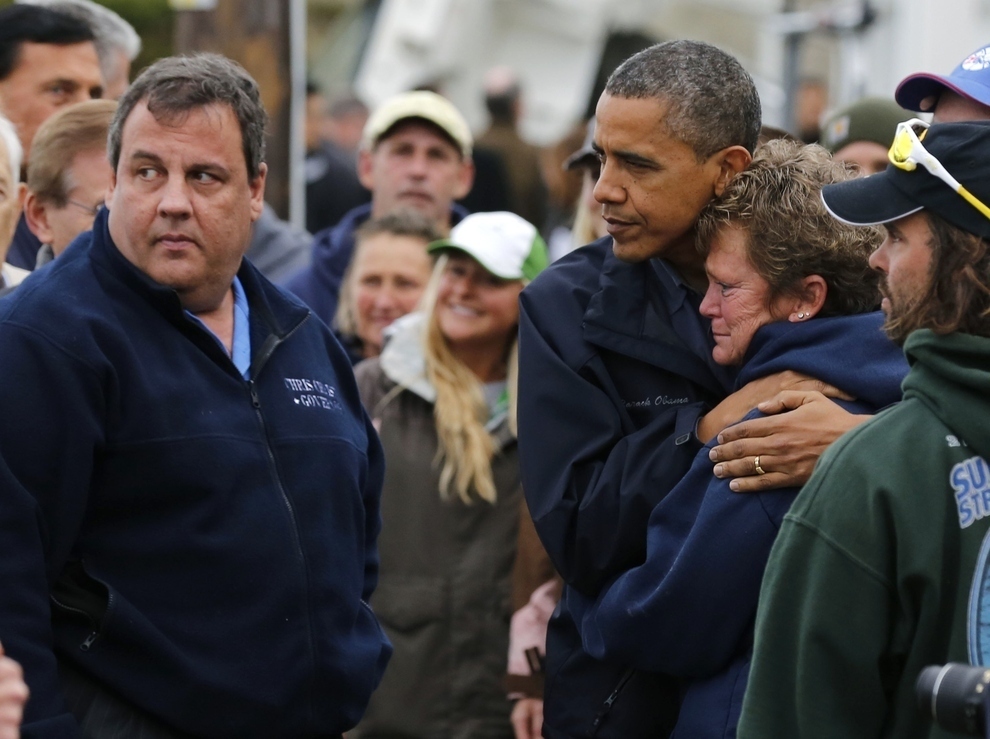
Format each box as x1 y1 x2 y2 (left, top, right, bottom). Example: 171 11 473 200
578 139 909 738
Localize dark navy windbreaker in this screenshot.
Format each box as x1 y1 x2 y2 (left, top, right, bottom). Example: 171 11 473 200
517 237 734 738
283 203 468 327
580 313 907 738
0 210 391 738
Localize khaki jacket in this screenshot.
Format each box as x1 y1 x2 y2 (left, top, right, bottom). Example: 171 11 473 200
353 314 525 739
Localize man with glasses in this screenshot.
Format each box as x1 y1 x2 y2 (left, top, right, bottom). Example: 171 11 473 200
23 98 115 270
738 119 990 738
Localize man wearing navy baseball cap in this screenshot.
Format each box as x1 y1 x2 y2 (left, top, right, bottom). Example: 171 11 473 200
896 43 990 122
739 119 990 738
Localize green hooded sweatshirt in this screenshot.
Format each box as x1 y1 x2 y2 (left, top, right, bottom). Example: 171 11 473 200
739 329 990 739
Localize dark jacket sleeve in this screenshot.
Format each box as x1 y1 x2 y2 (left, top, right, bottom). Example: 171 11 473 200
579 434 796 677
281 225 348 326
0 323 107 737
358 409 385 605
517 289 705 596
343 359 386 603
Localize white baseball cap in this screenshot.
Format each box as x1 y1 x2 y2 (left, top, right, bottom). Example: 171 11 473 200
428 211 548 281
361 90 472 158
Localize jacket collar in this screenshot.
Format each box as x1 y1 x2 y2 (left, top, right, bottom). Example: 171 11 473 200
582 244 726 397
88 208 310 369
379 311 515 447
378 312 435 402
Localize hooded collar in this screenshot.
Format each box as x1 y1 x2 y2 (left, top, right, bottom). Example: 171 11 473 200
738 312 908 410
903 329 990 460
378 311 514 443
378 312 435 403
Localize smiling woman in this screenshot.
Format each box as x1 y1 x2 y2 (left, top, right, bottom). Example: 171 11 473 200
334 210 440 363
352 211 551 738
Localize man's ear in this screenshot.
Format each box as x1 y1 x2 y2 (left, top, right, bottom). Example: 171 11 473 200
712 145 752 197
248 162 267 223
451 156 475 201
357 148 375 191
106 166 117 205
787 274 828 321
23 189 53 245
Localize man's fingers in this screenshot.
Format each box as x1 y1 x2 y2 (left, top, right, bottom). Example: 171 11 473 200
753 390 824 417
710 437 775 463
529 700 543 738
716 420 769 447
511 699 538 739
713 453 780 479
727 472 791 493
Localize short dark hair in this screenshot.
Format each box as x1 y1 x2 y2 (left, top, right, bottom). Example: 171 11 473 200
883 213 990 342
328 94 368 120
0 5 95 81
108 54 268 180
485 84 520 124
696 139 881 318
605 39 762 159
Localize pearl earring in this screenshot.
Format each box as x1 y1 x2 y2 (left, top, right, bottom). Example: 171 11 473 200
797 312 807 320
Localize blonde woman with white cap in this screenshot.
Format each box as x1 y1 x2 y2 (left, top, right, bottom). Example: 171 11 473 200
353 211 551 738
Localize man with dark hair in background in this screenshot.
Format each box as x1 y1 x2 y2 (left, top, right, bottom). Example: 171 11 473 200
0 53 389 738
17 0 141 100
740 119 990 739
0 3 103 270
517 40 860 738
305 85 370 235
475 66 546 229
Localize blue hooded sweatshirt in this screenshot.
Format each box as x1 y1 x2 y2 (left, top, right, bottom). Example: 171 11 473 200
580 312 908 738
0 209 391 738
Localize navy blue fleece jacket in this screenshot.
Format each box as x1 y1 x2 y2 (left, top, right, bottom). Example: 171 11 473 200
580 312 907 738
0 210 390 738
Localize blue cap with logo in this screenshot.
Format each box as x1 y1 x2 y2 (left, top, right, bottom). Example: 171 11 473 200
896 43 990 112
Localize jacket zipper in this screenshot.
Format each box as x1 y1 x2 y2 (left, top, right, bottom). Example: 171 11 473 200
50 589 116 652
245 317 318 729
590 667 637 735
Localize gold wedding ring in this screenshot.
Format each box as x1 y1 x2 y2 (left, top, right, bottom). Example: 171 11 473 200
754 456 767 475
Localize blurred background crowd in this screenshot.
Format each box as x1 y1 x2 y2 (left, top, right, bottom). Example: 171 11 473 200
2 1 990 737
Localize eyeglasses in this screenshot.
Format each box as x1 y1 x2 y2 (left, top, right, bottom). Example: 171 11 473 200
67 200 104 217
888 118 990 221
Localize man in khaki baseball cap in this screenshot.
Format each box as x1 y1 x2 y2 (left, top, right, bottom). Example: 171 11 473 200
287 89 475 328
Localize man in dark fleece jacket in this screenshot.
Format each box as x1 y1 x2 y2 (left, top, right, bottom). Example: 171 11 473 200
0 54 390 738
285 90 474 326
740 121 990 738
517 40 868 738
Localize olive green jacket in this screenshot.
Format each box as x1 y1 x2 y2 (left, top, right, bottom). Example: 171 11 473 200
739 330 990 739
352 314 520 739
